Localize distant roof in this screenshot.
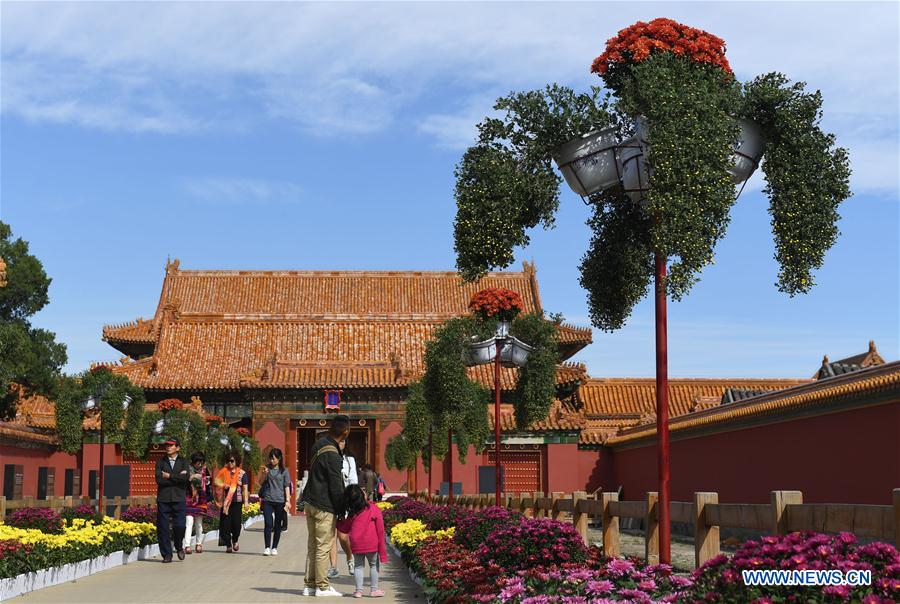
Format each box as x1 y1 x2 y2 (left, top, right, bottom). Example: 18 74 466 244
606 361 900 447
815 340 885 380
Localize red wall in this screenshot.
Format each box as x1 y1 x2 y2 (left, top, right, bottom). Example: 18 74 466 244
379 421 405 493
546 444 613 495
611 403 900 505
0 444 115 499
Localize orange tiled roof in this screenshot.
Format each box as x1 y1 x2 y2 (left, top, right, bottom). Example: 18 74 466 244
0 421 57 445
487 400 585 432
103 318 156 344
110 319 588 391
606 361 900 446
579 377 811 419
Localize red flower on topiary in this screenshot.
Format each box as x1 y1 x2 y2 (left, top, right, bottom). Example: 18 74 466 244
468 288 525 323
236 427 250 437
158 398 184 413
205 414 224 425
592 18 732 80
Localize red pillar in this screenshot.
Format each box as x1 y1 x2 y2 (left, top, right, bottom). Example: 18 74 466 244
494 339 503 506
654 253 671 564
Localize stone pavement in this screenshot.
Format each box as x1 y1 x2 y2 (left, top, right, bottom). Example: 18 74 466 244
15 518 424 603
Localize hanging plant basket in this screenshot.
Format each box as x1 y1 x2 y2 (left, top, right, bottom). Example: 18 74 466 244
552 127 620 197
463 335 534 368
729 118 766 183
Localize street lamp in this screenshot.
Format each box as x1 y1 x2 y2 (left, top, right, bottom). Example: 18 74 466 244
465 320 533 506
554 116 764 563
82 388 131 513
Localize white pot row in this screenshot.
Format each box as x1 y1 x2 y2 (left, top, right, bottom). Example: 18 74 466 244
1 550 127 600
1 526 232 600
242 514 263 530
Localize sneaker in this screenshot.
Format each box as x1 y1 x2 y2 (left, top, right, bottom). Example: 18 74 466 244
353 590 363 598
315 587 343 598
301 587 315 597
370 589 385 598
326 566 339 579
263 547 271 556
271 548 278 556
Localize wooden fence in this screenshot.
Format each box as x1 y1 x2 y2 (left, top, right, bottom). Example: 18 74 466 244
1 495 157 521
412 488 900 567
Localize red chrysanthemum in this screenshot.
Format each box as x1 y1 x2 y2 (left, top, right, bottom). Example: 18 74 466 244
591 18 732 77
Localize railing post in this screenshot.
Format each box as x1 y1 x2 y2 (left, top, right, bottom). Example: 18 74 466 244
572 491 588 545
893 489 900 548
113 496 122 520
646 492 659 565
601 491 620 558
24 495 34 509
0 496 5 520
533 491 544 518
551 492 564 521
771 490 803 535
695 492 720 567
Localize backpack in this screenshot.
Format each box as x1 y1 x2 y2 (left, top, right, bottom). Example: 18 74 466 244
376 477 386 496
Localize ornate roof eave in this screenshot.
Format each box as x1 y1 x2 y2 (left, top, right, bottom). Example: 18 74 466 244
605 361 900 448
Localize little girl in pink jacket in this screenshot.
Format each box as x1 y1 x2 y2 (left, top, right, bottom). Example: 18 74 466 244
336 485 388 598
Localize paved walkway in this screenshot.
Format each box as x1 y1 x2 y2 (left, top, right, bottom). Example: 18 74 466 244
16 519 423 603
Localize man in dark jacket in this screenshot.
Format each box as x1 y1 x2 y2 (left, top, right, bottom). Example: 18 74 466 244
155 436 191 563
301 415 349 597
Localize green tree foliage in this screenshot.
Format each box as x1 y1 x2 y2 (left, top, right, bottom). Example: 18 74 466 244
54 367 146 454
0 221 67 419
454 41 850 332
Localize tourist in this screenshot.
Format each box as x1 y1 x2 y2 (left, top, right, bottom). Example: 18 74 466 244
155 436 190 563
329 438 357 578
215 452 249 553
374 473 387 502
183 451 212 554
301 414 349 598
360 464 376 501
259 447 291 556
336 484 387 598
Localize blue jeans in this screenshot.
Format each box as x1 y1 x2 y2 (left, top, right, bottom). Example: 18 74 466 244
263 500 286 548
157 500 186 558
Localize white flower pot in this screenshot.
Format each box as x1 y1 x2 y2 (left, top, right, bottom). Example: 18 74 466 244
123 548 139 565
1 573 27 600
730 118 765 183
204 529 219 543
619 135 650 205
553 127 620 197
501 336 534 368
464 338 497 366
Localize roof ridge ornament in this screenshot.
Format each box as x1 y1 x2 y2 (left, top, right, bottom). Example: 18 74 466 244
165 257 181 274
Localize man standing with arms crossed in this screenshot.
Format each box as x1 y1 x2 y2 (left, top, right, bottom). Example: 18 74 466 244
155 436 190 563
302 415 350 597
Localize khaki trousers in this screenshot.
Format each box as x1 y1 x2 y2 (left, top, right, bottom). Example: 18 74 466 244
304 502 336 590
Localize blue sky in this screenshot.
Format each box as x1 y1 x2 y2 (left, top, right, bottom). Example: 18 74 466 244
1 2 897 379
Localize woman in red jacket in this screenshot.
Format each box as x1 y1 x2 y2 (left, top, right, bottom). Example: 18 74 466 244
336 485 387 598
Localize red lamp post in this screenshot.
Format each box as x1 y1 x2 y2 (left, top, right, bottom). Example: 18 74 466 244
654 253 671 563
493 333 503 507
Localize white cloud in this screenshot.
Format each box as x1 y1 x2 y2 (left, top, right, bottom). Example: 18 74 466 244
182 177 304 205
2 2 897 192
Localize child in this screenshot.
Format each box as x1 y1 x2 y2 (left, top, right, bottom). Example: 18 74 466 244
336 484 388 598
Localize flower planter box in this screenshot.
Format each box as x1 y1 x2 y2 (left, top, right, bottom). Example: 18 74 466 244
242 514 263 529
204 529 219 544
137 543 160 560
122 548 140 565
1 550 128 600
553 127 620 197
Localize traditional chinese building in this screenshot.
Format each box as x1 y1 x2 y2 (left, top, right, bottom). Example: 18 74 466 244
100 260 592 491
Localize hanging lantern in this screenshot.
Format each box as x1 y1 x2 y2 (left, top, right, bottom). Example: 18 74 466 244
730 118 766 183
122 395 132 410
153 419 165 434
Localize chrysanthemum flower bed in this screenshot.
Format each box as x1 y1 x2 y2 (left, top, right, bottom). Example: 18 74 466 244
387 499 900 603
0 516 156 578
